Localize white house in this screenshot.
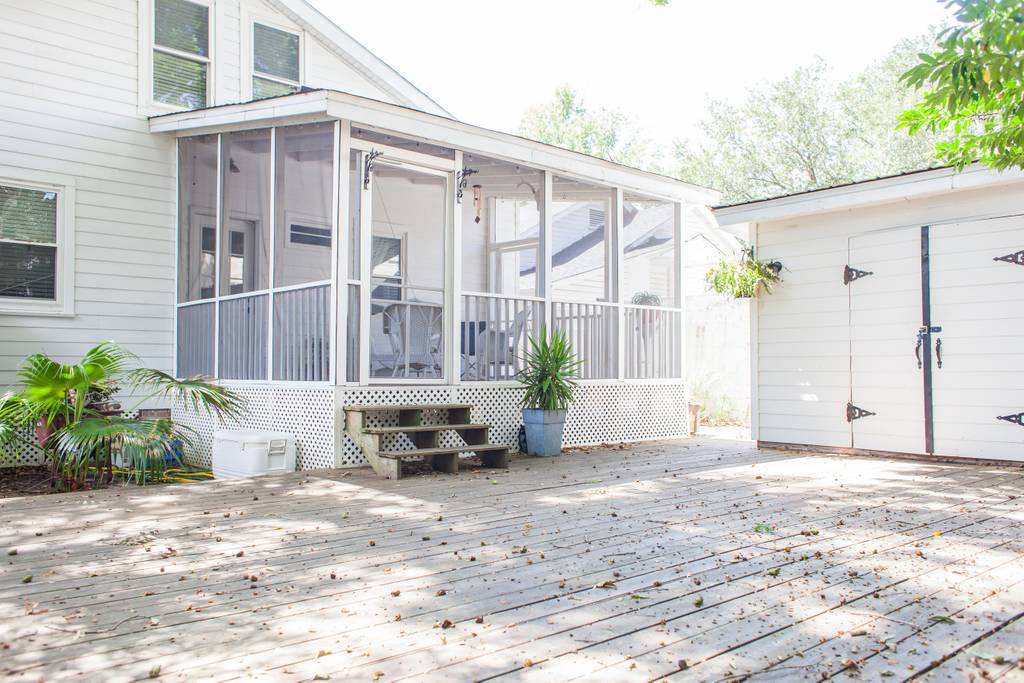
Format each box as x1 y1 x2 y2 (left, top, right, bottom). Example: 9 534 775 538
0 0 717 471
715 165 1024 464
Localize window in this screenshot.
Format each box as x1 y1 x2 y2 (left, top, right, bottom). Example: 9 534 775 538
0 181 72 313
290 223 331 248
153 0 210 110
252 22 301 99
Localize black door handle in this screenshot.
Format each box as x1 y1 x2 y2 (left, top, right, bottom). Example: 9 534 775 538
915 329 924 369
935 337 942 368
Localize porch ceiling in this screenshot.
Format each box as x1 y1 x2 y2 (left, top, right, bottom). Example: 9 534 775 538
149 89 719 204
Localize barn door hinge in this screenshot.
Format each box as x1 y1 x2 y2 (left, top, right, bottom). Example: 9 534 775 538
362 149 383 189
846 403 876 422
997 412 1024 427
993 249 1024 266
843 265 873 285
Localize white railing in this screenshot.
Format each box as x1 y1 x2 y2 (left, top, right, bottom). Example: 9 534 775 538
273 284 330 381
176 302 215 377
624 305 681 379
218 293 268 380
551 301 617 379
460 292 543 381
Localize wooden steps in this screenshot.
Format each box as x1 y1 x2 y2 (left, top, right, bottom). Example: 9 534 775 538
343 404 510 479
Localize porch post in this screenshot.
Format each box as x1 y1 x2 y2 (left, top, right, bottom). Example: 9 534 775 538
449 151 463 385
334 120 351 384
675 201 685 380
540 171 553 336
329 120 341 384
614 188 625 380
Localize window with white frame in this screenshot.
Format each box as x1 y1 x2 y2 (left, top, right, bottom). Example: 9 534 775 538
153 0 211 110
0 181 68 310
252 22 301 99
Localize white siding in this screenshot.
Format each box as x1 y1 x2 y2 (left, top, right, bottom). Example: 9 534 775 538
0 0 175 381
754 181 1024 451
0 0 430 385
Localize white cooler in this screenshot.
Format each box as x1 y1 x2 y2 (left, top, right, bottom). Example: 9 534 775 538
212 430 297 479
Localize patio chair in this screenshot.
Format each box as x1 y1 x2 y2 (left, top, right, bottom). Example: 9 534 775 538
383 302 443 378
463 305 532 381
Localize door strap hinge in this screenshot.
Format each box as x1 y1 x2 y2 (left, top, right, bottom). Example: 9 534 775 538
846 403 876 422
997 412 1024 427
844 265 873 285
993 249 1024 266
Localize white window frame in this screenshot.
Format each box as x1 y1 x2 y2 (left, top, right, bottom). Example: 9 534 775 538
0 173 76 317
243 14 304 101
138 0 215 116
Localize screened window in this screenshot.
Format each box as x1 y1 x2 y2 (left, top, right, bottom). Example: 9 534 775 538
153 0 210 109
252 22 301 99
0 184 59 301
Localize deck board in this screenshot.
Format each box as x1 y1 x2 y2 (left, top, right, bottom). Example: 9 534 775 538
1 439 1022 682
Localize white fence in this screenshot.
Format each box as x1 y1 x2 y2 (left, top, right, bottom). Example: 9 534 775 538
460 293 543 381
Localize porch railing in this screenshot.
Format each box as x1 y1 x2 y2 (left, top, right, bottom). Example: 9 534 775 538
176 302 215 377
218 293 268 380
551 301 617 379
460 292 543 381
273 284 330 381
624 305 681 379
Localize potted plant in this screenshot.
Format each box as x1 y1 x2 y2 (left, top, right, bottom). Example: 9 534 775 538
0 341 242 489
705 247 782 298
518 328 581 457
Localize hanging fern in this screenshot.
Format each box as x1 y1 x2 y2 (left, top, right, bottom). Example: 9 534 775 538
705 248 782 298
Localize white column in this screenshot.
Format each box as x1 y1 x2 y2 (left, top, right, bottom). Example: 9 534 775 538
328 120 342 385
213 133 222 378
448 151 463 384
266 128 277 381
675 201 685 381
540 171 553 336
614 188 625 380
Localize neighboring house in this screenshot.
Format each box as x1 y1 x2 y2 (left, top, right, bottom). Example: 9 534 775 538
715 165 1024 463
0 0 717 469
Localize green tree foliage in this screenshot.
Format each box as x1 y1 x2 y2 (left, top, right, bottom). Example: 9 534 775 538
519 86 660 171
675 36 948 203
899 0 1024 171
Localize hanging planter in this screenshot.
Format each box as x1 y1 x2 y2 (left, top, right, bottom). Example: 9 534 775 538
705 248 782 299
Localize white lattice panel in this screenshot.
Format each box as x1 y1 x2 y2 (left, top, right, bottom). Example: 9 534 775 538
0 427 47 468
173 384 335 470
335 382 688 469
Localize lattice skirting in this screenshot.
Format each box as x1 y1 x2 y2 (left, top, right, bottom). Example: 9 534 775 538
172 381 688 471
0 426 47 468
172 384 336 470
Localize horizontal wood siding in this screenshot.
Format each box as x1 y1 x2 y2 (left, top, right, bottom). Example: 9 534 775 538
755 182 1024 451
0 0 175 382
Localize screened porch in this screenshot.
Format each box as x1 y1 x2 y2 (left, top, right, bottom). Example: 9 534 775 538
166 91 697 388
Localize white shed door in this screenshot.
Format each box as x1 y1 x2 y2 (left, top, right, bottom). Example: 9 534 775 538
848 228 926 453
930 217 1024 461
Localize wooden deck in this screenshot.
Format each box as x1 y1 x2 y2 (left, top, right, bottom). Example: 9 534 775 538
1 439 1023 682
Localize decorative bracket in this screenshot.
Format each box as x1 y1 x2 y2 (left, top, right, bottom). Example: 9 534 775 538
993 250 1024 266
846 403 876 422
997 412 1024 427
456 167 478 203
363 149 383 190
844 265 873 285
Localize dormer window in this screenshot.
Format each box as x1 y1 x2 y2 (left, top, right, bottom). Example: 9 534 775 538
252 22 301 99
153 0 211 109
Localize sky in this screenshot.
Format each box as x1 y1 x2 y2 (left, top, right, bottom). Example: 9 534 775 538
310 0 955 145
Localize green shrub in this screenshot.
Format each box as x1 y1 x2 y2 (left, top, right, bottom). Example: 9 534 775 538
705 248 782 298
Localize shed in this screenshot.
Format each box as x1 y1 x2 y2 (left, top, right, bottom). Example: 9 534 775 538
715 164 1024 463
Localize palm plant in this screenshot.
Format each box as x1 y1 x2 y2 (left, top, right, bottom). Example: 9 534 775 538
0 342 242 488
518 328 581 411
